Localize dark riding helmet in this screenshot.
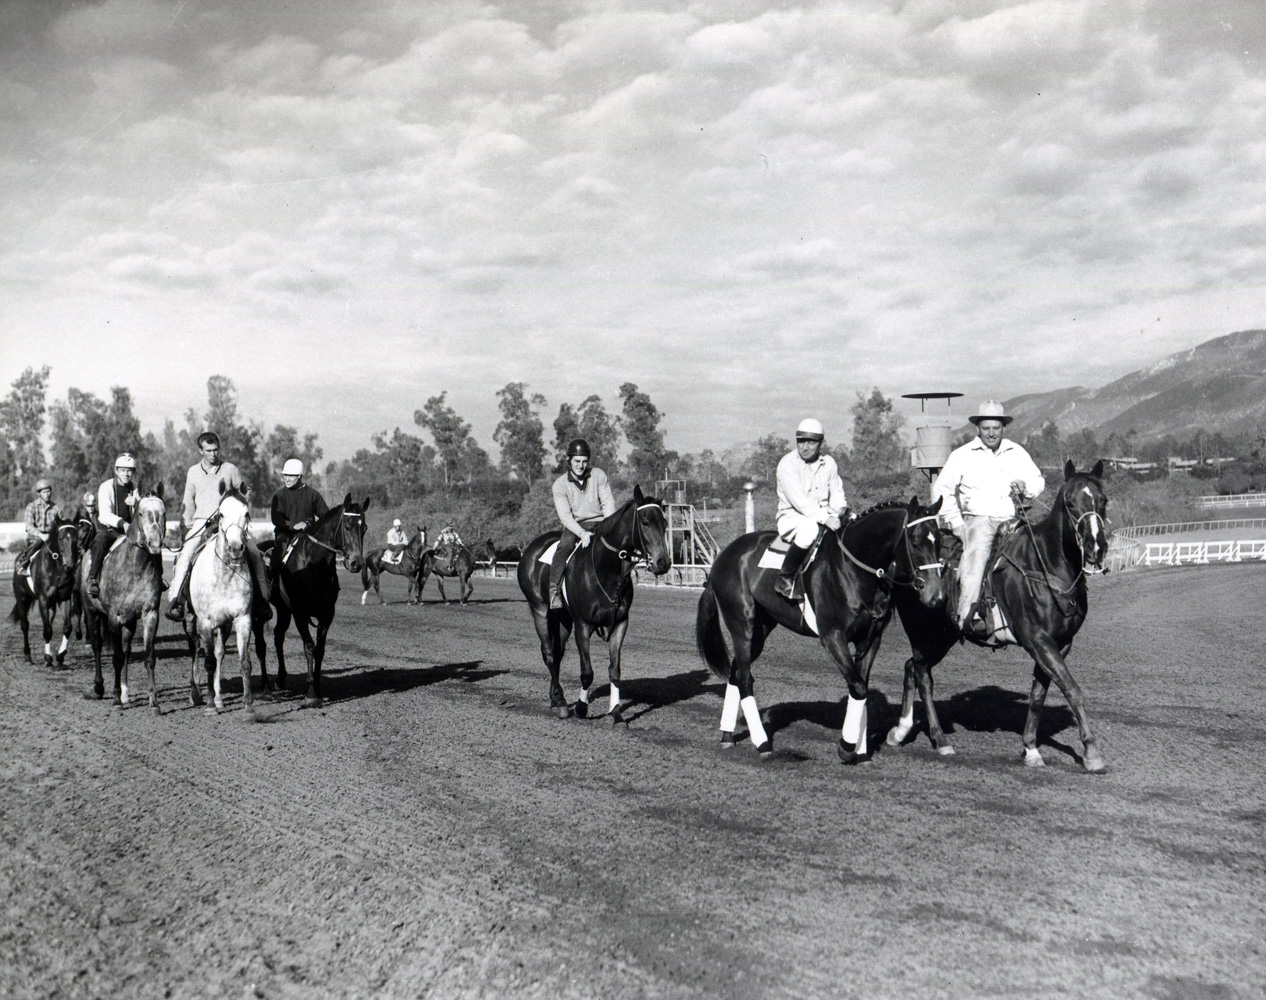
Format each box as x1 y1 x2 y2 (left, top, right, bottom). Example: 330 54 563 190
566 439 591 459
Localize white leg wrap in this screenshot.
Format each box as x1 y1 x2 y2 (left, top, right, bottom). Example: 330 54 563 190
740 696 768 747
609 684 620 711
578 686 590 704
842 696 868 753
45 642 52 657
720 684 740 731
120 684 130 705
887 708 914 744
58 636 69 655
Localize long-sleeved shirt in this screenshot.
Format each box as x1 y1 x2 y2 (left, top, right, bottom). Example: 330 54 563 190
270 483 329 537
932 437 1046 530
181 460 245 532
552 468 617 537
97 478 138 531
775 451 847 524
24 498 60 540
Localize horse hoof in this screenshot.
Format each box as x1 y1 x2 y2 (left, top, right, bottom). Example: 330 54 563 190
936 744 956 756
608 710 625 726
203 705 217 716
574 700 589 720
301 696 323 709
555 704 574 720
150 704 162 716
23 654 32 664
240 708 259 724
1082 751 1107 774
44 656 54 668
837 739 869 765
719 732 736 749
755 741 773 758
83 690 103 701
1023 748 1045 767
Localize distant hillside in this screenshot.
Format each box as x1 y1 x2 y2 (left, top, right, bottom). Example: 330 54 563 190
1001 328 1266 443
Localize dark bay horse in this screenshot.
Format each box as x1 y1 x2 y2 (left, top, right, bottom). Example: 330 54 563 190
82 487 168 710
417 542 476 604
269 494 369 707
471 538 497 567
696 497 946 762
9 517 80 667
885 461 1111 772
518 485 671 721
360 525 427 605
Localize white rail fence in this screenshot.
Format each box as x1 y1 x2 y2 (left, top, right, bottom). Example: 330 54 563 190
1195 493 1266 509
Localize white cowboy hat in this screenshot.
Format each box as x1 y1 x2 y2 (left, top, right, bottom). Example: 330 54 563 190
969 400 1013 426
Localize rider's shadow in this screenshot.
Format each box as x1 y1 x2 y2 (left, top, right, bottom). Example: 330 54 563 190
934 684 1077 747
316 659 505 700
600 669 717 724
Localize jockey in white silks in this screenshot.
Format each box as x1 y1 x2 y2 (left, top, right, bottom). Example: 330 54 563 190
773 418 848 599
385 519 409 564
932 399 1046 636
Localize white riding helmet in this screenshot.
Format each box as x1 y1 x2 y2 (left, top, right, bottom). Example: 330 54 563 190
392 519 402 527
282 458 304 476
795 418 825 441
115 453 137 470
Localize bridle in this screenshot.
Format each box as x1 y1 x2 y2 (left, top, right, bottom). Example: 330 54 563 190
591 500 666 606
298 508 366 568
1063 485 1107 570
840 510 944 589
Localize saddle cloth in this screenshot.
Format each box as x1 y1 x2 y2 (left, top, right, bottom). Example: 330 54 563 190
382 549 403 565
538 541 561 564
755 535 820 634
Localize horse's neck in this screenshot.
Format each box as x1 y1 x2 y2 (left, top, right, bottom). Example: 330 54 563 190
1031 500 1081 573
843 513 900 566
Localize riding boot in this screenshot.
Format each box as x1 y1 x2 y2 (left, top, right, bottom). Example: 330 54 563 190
164 576 190 621
774 543 810 600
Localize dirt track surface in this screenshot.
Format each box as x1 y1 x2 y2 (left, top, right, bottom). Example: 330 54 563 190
2 566 1264 1000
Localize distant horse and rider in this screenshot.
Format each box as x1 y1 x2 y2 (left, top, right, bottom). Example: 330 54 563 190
696 496 947 761
9 516 81 668
519 484 672 722
360 523 429 605
417 536 478 605
885 460 1111 772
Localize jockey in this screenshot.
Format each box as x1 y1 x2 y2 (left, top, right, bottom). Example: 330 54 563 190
79 490 99 527
86 453 141 600
933 400 1046 636
774 418 847 599
548 438 616 610
16 479 60 577
268 458 329 580
165 431 267 621
435 523 464 573
385 519 409 563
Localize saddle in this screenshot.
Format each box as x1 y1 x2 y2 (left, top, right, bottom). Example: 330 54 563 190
757 531 824 599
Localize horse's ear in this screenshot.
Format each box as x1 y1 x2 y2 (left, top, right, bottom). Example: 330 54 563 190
1091 459 1104 479
1063 459 1076 481
342 492 352 508
929 496 943 514
156 481 165 499
361 496 372 512
633 484 645 502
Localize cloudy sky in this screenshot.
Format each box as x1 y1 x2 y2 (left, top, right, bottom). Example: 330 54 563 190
2 0 1264 464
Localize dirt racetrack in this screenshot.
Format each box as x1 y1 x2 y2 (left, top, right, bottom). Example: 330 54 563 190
2 564 1264 1000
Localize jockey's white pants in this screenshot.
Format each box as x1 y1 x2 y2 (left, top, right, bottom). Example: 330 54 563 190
777 512 824 549
954 514 1010 624
170 528 267 595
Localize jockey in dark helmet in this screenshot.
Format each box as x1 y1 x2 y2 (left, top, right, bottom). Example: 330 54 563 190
548 437 616 610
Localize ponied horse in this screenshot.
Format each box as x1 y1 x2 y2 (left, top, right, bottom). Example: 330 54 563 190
360 525 427 605
884 461 1111 772
417 540 477 605
9 516 80 667
183 486 264 719
518 485 671 721
696 497 946 762
79 486 168 711
269 494 369 707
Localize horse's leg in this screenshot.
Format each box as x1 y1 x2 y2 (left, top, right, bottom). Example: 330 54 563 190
1023 637 1105 773
435 576 448 604
604 617 631 723
236 615 256 719
39 597 55 667
293 616 320 709
886 652 955 755
210 626 226 712
572 622 598 719
110 623 127 706
84 607 105 700
72 590 83 641
312 618 330 703
821 629 870 764
273 607 291 690
461 569 473 605
141 611 159 713
253 613 270 695
189 622 205 707
14 594 33 663
721 612 772 757
55 597 72 666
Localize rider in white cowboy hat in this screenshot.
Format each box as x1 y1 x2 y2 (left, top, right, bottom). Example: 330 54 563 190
267 458 329 581
16 478 60 577
932 400 1046 636
773 418 848 599
385 518 409 563
87 453 142 600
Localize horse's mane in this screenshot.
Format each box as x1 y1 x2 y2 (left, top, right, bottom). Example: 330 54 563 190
592 494 657 536
853 498 910 519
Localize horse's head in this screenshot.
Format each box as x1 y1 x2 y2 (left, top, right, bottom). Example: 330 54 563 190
631 485 671 575
216 486 251 562
50 517 80 587
132 483 167 556
335 493 371 573
1061 459 1109 570
896 495 947 608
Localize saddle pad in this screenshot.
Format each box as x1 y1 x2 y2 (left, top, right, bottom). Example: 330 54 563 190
757 537 790 570
538 541 559 564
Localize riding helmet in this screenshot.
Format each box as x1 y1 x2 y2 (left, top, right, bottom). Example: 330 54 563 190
34 478 52 492
114 453 137 470
567 438 591 458
282 458 305 475
795 418 825 441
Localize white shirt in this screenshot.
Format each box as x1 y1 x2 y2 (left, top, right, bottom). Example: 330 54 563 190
776 451 847 523
933 437 1046 530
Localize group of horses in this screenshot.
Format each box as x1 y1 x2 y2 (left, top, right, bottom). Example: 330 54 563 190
10 484 371 718
359 530 497 607
10 460 1112 771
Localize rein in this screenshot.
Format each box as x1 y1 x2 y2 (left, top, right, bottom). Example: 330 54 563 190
1007 488 1100 615
296 509 363 560
590 501 660 607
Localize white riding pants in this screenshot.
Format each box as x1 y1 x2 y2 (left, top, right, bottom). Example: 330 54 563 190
777 511 823 549
955 514 1009 624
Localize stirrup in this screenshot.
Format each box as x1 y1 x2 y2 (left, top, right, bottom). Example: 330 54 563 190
164 601 185 622
773 574 797 599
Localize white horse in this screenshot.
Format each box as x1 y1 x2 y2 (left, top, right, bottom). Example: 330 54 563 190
187 487 258 718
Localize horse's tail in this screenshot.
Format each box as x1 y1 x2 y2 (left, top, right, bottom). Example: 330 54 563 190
695 577 730 680
8 601 21 624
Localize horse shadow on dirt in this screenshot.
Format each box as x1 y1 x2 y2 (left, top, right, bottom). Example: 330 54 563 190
303 659 505 702
590 668 718 724
764 684 1077 758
